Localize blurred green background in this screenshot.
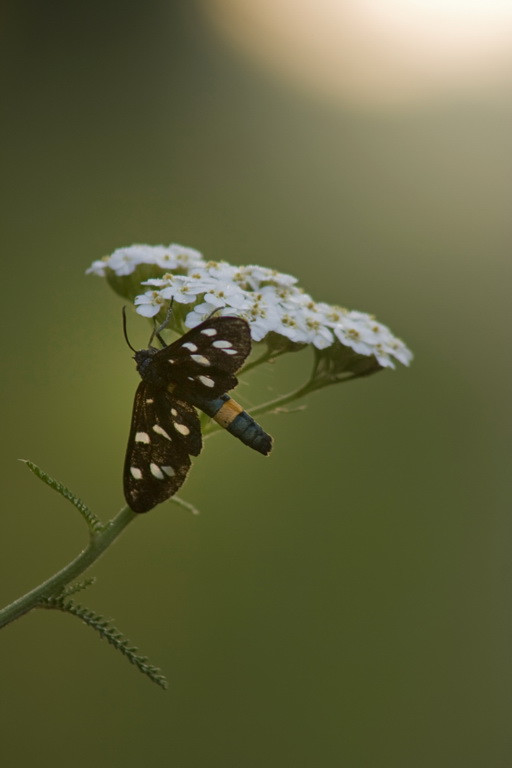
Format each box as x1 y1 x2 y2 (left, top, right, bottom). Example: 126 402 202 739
2 3 511 766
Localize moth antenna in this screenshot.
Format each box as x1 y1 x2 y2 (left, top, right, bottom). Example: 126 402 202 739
122 306 137 353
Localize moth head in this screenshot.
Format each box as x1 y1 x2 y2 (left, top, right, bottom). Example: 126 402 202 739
134 346 159 376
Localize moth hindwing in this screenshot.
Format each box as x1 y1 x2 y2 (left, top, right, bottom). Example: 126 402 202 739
124 316 253 513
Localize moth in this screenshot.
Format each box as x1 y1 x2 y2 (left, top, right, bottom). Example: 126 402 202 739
123 311 272 513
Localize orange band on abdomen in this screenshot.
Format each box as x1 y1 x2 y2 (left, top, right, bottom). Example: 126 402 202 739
213 398 244 428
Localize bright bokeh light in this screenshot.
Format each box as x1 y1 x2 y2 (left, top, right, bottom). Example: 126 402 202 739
205 0 512 107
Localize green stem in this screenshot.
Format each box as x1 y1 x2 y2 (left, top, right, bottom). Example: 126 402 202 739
240 344 300 376
0 505 137 630
202 369 363 438
247 382 318 417
239 348 275 375
247 369 368 419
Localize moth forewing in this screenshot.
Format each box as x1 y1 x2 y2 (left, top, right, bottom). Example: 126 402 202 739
150 316 252 402
123 383 194 513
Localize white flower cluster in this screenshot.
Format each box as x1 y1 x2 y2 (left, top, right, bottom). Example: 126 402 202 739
87 244 412 369
86 243 205 277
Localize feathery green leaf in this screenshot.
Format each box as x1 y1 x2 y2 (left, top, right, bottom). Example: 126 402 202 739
20 459 103 533
42 597 168 690
53 577 97 599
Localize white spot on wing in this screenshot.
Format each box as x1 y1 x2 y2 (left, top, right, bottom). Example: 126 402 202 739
171 408 178 416
150 463 165 479
201 328 217 336
153 424 171 440
135 432 150 443
130 467 143 480
182 342 198 352
191 354 210 366
161 466 175 477
213 340 232 348
198 375 215 388
145 398 154 404
174 423 190 436
222 348 237 355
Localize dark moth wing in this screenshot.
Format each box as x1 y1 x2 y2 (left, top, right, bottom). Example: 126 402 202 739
124 381 202 513
151 316 252 402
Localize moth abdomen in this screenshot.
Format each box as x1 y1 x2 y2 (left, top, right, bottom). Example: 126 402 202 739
194 393 272 456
